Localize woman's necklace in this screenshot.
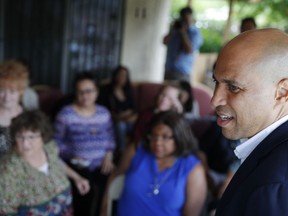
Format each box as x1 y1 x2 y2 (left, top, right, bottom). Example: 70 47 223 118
148 159 177 196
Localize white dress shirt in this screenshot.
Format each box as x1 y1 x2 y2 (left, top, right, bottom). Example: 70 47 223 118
234 115 288 164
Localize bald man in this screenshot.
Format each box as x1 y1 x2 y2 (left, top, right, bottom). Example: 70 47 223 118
212 28 288 216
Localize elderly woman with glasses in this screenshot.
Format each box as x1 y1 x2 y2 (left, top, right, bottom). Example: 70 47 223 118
102 111 207 216
0 110 90 216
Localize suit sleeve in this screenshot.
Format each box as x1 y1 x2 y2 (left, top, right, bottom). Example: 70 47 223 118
245 182 288 216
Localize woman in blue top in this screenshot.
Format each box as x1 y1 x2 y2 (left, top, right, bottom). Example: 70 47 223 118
102 111 207 216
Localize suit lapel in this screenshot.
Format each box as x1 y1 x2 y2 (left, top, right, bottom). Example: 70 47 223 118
219 120 288 210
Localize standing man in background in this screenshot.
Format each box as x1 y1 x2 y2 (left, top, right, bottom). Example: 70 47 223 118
163 6 203 82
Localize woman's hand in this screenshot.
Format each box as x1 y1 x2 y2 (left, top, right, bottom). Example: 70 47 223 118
114 110 137 122
171 96 183 113
101 151 115 175
61 159 90 195
74 177 90 195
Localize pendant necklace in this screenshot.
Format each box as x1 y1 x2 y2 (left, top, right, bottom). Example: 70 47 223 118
148 159 177 196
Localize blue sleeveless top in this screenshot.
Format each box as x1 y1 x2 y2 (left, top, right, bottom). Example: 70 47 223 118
117 146 200 216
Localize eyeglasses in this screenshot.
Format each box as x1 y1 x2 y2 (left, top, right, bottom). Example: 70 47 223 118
15 134 41 142
147 134 174 142
77 88 97 96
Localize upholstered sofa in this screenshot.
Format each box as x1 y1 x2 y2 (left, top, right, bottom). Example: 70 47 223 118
132 82 215 139
34 82 214 139
132 82 214 117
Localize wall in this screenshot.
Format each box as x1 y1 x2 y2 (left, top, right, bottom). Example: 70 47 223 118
120 0 171 82
192 53 218 89
121 0 217 88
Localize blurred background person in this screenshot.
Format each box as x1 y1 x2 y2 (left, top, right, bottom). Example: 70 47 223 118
54 72 116 216
240 17 257 33
178 80 200 121
198 119 240 215
163 6 203 82
98 65 137 154
0 60 29 156
15 58 39 111
0 110 89 215
22 86 39 111
131 83 183 146
102 111 207 216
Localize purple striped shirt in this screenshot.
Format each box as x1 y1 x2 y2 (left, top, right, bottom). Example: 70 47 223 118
54 104 115 170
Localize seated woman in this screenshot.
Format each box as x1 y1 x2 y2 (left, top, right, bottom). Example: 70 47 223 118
0 110 90 216
99 65 137 152
178 80 200 121
102 111 207 216
54 72 116 216
131 83 183 145
0 60 29 156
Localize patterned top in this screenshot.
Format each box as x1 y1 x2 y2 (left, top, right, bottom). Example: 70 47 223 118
54 104 116 170
0 126 11 157
0 141 72 216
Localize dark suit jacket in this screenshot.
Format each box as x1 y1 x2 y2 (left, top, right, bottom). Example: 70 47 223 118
216 120 288 216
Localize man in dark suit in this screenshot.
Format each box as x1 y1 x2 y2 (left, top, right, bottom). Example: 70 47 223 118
212 28 288 215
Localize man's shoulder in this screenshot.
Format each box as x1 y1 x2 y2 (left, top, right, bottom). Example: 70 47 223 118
187 25 203 44
262 136 288 168
188 25 201 34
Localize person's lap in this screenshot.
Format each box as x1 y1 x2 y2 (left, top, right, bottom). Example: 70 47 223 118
67 163 109 216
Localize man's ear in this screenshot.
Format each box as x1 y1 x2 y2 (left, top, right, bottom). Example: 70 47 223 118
276 79 288 100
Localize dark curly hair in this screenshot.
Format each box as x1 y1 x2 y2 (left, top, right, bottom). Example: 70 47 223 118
10 110 53 144
142 111 198 157
73 71 98 93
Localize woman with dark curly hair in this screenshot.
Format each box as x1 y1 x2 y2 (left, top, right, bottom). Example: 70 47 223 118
102 111 207 216
0 110 89 216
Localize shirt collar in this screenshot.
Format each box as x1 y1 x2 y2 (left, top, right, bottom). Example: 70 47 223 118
234 115 288 163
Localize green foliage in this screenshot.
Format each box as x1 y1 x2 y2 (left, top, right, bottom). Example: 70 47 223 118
234 0 288 30
170 0 288 53
170 0 187 19
200 28 223 53
170 0 226 53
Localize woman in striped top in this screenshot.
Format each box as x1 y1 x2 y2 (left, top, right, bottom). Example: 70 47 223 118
54 72 116 216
